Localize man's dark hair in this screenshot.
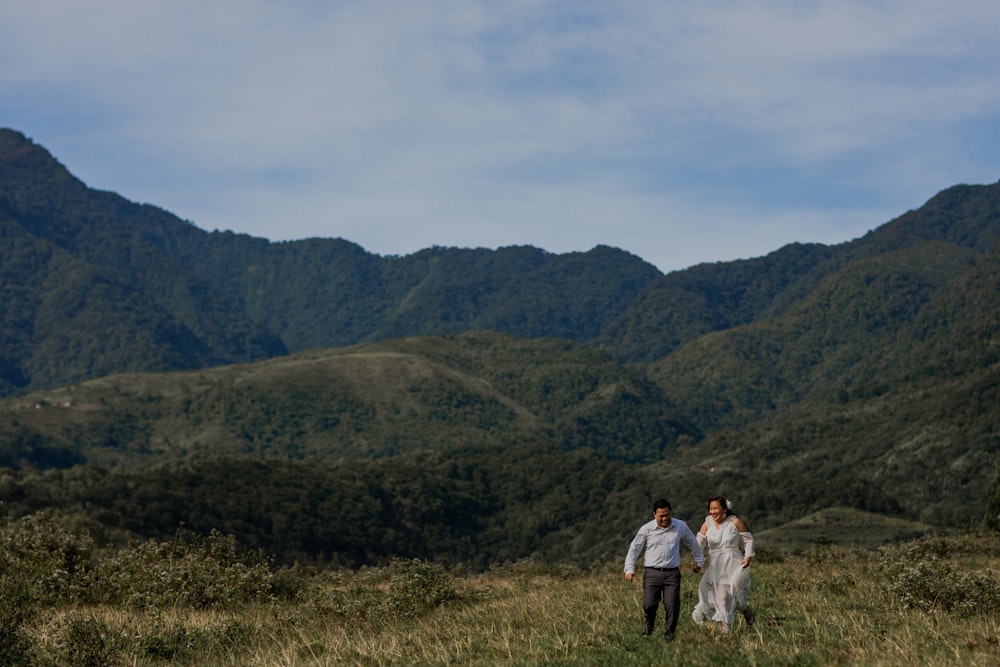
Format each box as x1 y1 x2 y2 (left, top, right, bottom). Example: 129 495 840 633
653 498 672 511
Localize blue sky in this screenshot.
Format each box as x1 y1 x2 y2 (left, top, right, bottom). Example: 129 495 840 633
2 2 999 272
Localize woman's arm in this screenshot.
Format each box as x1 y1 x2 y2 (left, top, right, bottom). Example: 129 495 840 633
733 517 754 567
696 521 708 550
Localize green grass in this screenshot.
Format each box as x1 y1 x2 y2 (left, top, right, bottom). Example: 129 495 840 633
756 507 937 554
12 535 1000 666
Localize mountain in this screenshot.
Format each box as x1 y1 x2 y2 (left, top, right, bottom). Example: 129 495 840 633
661 200 998 416
1 126 999 563
0 128 661 396
3 127 997 415
0 130 288 395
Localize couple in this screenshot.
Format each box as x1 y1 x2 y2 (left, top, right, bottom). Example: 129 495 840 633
623 495 755 641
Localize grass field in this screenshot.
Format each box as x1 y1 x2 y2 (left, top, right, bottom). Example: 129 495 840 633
14 533 1000 666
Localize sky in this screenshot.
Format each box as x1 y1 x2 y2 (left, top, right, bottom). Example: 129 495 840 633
2 2 999 273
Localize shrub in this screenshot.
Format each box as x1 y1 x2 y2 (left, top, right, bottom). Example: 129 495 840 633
136 621 195 662
888 533 969 560
59 617 122 667
0 511 96 665
129 615 251 663
0 593 33 667
387 558 458 617
0 510 94 606
298 569 389 625
85 529 275 609
886 559 1000 614
296 559 462 627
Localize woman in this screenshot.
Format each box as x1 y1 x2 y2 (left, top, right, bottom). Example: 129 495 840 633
691 494 755 633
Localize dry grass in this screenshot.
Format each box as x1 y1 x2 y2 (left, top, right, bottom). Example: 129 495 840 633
15 538 1000 666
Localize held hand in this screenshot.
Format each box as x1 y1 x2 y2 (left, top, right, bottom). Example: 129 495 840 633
625 572 635 582
692 565 702 574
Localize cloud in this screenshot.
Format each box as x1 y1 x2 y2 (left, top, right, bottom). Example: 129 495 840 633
2 1 999 271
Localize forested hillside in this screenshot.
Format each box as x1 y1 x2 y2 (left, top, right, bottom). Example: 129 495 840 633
0 128 660 396
2 127 997 407
0 130 287 395
0 333 696 466
1 126 999 566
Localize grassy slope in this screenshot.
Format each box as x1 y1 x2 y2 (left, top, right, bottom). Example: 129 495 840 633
2 331 691 465
754 507 937 554
20 534 1000 666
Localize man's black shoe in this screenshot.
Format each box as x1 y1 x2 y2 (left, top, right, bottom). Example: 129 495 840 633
664 633 676 643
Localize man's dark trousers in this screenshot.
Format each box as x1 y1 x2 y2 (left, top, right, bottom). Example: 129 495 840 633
643 567 681 636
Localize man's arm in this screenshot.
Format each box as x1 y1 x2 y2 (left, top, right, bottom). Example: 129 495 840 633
623 528 646 581
682 523 705 571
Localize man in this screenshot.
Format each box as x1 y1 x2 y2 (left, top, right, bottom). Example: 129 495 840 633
624 498 704 642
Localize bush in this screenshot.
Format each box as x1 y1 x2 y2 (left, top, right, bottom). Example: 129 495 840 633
0 593 33 667
58 617 121 667
0 510 94 606
296 559 462 628
885 558 1000 615
85 529 275 609
295 569 384 625
887 533 971 560
387 558 458 617
134 620 198 662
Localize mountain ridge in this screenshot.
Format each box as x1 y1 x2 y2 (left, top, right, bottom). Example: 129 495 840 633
1 128 664 394
4 126 998 397
2 126 999 563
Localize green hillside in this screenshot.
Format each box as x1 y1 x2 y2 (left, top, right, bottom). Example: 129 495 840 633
0 128 662 396
0 332 694 467
0 443 663 569
2 126 999 566
0 130 287 395
754 507 935 553
1 323 996 557
650 241 994 428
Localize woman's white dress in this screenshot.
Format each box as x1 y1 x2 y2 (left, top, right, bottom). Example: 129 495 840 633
691 515 752 628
